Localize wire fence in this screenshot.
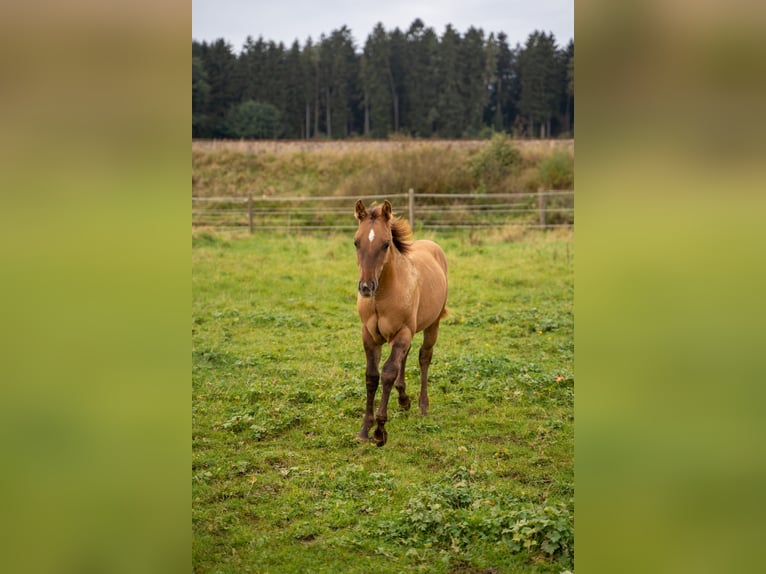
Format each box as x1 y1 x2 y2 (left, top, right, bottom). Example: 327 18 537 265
191 189 574 232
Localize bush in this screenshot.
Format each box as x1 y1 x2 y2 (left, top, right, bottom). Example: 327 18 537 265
538 150 573 189
223 100 282 139
469 133 522 192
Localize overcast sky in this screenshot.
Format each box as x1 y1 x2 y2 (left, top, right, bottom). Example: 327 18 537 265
192 0 573 53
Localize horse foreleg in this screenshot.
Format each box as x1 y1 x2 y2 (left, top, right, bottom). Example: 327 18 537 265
358 328 381 441
418 320 441 415
374 330 412 447
395 344 411 410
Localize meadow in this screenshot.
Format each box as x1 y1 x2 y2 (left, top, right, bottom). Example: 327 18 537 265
192 226 574 573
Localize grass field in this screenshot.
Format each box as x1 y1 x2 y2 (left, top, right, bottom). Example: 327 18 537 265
192 226 574 573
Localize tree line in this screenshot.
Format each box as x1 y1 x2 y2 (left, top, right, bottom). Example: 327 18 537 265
193 19 573 140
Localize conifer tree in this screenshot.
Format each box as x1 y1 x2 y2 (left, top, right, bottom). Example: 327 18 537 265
363 23 394 137
518 31 560 138
191 22 573 140
192 55 210 138
436 25 463 137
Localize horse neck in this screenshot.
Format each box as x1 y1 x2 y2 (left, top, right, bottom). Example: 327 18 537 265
379 246 410 291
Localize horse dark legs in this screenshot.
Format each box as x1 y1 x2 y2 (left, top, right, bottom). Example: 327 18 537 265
373 331 412 447
357 329 381 441
395 345 411 410
418 321 441 415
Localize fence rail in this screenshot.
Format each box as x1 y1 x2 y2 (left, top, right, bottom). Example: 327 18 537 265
191 189 574 232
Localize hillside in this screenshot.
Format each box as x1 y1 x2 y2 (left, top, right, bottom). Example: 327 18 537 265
192 137 574 199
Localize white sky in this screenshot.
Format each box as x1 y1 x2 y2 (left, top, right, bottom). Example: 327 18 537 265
192 0 573 53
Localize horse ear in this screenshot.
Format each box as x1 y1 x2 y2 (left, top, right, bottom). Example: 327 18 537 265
381 200 393 221
354 200 367 221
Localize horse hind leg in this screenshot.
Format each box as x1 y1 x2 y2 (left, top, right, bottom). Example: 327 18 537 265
418 320 441 415
395 344 411 410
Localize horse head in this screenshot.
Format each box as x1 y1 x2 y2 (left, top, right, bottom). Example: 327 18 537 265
354 200 393 298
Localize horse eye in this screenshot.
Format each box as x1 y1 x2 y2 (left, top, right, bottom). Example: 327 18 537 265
383 241 390 250
354 239 360 248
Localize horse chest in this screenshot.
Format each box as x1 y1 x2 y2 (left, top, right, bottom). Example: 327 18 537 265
362 300 412 344
369 314 398 343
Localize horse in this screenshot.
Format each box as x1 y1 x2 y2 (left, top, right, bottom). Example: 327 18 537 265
353 199 448 447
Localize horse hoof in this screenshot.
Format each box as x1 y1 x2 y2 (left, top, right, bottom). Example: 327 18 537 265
373 428 387 447
398 396 411 410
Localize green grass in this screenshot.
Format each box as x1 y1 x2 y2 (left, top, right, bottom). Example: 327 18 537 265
192 229 574 573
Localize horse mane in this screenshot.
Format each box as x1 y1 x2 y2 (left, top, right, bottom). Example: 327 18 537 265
369 204 413 255
390 217 413 254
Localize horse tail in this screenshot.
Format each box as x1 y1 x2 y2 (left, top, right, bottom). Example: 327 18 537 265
440 306 449 320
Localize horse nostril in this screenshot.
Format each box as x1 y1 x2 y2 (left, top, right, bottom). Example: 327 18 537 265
359 280 376 297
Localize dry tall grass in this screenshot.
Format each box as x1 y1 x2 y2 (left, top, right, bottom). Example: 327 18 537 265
192 138 574 198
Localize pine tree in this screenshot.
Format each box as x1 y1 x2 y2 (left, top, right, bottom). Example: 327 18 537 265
518 31 560 138
327 27 359 137
192 55 210 138
459 26 488 136
483 33 501 132
318 30 357 138
301 38 320 138
198 39 239 137
494 34 521 133
363 23 394 137
358 52 371 136
436 25 463 138
387 27 406 133
402 20 440 137
264 41 287 114
238 36 267 103
283 40 306 138
563 39 574 135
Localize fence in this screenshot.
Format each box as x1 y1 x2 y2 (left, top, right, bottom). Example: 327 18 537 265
191 189 573 232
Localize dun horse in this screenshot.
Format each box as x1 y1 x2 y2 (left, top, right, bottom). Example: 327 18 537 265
353 200 448 447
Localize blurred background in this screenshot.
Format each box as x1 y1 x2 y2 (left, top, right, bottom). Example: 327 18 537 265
577 1 766 572
0 1 189 573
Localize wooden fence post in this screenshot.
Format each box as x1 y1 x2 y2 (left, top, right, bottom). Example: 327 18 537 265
248 194 254 234
408 188 415 228
538 187 546 230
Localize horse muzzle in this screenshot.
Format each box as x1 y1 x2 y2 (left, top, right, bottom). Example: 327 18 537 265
358 279 378 298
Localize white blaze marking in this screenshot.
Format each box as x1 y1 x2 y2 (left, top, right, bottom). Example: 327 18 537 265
368 229 375 243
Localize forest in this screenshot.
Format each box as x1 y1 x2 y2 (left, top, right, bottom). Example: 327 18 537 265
192 19 573 140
